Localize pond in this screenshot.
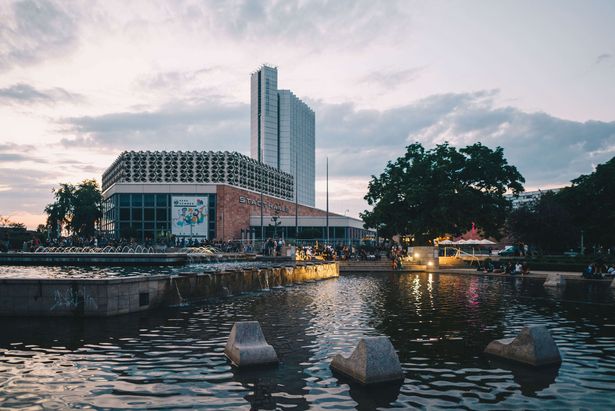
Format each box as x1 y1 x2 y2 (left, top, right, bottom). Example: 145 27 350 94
0 261 276 279
1 273 614 409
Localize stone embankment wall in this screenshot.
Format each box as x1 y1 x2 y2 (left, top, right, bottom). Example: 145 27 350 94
0 262 339 317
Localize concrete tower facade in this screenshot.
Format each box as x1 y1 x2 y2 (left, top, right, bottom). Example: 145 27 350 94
278 90 315 207
250 65 315 207
250 66 278 166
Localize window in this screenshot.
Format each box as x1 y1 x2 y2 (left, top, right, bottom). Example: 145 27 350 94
144 208 154 221
156 208 167 222
132 208 142 220
132 194 142 207
120 208 130 221
144 194 154 207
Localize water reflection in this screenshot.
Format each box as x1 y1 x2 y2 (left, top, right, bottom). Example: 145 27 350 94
488 359 560 396
334 373 403 410
0 274 614 409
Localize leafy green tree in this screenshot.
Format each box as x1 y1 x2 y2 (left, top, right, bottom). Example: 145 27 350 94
44 202 61 238
44 180 102 238
507 191 576 254
70 179 103 237
45 183 75 236
557 156 615 251
0 216 26 230
361 142 524 244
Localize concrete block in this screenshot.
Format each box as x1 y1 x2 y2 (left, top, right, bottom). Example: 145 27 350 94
484 325 561 367
544 273 565 288
106 295 118 315
224 321 278 367
611 278 615 288
330 336 403 385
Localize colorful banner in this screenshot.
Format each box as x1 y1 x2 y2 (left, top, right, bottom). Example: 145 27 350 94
171 196 208 237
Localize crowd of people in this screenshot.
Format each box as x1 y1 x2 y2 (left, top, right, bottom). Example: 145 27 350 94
478 259 530 275
582 261 615 279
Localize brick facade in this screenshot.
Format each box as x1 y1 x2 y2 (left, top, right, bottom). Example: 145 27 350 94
215 184 336 240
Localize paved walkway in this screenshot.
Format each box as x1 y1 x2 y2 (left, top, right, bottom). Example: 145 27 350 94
436 268 613 284
338 261 614 285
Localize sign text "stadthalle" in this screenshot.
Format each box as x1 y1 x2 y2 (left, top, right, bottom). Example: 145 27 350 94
239 196 289 213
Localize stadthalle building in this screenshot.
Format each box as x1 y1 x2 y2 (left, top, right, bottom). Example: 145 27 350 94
101 66 373 243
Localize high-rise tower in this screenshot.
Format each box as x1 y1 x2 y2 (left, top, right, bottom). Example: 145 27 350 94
250 65 315 206
250 65 278 166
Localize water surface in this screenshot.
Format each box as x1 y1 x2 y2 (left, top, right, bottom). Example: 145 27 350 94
1 273 614 409
0 261 274 279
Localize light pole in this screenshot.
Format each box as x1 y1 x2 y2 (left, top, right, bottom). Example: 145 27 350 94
326 157 329 245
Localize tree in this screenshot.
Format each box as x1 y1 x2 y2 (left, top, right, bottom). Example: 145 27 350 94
557 156 615 251
70 179 103 237
0 216 26 230
507 192 576 254
361 142 524 244
45 183 75 236
44 179 102 238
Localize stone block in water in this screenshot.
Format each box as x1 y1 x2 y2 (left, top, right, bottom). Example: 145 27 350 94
611 278 615 288
224 321 278 367
330 336 403 385
484 325 561 367
543 273 565 288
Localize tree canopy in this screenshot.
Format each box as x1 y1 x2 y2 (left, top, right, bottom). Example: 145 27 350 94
0 216 26 230
556 157 615 251
506 156 615 254
44 179 103 238
506 191 576 254
361 142 524 243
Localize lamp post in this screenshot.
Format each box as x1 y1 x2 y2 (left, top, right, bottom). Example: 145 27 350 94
326 157 329 245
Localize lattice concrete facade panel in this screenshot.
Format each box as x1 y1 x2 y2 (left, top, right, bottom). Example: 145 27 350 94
102 151 294 201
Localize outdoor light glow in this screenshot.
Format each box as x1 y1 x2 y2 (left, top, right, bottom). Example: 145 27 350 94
414 253 420 258
427 261 434 266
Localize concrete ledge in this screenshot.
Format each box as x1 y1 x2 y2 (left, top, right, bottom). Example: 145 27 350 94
0 262 338 317
224 321 278 367
330 336 403 385
544 273 565 288
484 325 562 367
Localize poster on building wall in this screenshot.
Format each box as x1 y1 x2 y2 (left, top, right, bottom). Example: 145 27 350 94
171 196 208 237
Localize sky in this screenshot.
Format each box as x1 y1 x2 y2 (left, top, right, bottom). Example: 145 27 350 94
1 0 614 229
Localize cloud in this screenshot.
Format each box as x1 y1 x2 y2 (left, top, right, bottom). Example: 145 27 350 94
0 142 44 163
0 153 34 162
0 167 54 214
57 88 615 192
179 0 409 48
596 53 612 64
361 67 424 88
0 83 82 105
59 98 249 152
0 0 79 71
0 142 36 152
313 91 615 189
138 67 221 90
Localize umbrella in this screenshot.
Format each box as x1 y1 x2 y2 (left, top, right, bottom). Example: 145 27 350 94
454 239 470 245
478 239 496 245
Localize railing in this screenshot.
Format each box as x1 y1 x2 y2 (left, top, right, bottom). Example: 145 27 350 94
34 246 157 254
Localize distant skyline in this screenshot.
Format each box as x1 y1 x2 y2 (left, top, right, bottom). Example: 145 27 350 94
1 0 614 228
